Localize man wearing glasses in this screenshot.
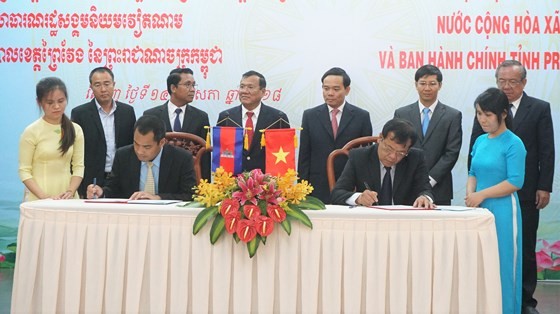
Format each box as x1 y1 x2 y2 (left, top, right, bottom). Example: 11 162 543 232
331 118 435 208
216 70 290 173
394 64 462 205
72 67 137 198
469 60 555 314
144 68 211 180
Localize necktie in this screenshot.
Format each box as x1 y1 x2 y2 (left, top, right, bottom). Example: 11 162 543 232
378 166 392 205
331 108 339 138
144 162 155 194
245 111 254 147
173 108 182 132
422 108 431 136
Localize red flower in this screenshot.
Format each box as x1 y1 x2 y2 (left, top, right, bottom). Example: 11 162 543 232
258 181 284 205
220 199 240 217
254 215 274 237
0 254 5 263
267 204 286 223
232 175 264 205
224 211 241 234
237 219 257 243
243 204 261 220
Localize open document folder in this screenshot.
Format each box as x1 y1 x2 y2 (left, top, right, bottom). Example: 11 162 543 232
367 205 476 211
84 199 181 205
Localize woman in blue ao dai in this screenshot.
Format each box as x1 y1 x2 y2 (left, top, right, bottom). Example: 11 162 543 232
466 87 526 314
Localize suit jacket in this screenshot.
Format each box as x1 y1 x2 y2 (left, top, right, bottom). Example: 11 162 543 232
71 100 136 198
331 145 433 205
469 92 554 201
143 101 211 180
298 102 372 203
103 144 196 200
394 101 462 204
216 103 290 173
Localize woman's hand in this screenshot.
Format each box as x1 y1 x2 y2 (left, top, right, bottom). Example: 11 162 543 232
464 191 484 207
54 190 74 200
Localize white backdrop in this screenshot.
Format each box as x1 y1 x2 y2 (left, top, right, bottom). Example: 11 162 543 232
1 0 559 242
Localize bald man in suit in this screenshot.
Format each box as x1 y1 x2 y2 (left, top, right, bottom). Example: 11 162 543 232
216 70 290 173
71 67 136 198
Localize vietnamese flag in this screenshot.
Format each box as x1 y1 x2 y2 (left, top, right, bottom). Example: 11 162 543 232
265 128 296 176
212 126 243 175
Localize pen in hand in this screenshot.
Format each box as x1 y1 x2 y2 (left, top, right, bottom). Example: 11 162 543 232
362 181 378 205
92 177 98 199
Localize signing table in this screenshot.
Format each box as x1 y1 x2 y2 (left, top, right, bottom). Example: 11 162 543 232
12 200 501 313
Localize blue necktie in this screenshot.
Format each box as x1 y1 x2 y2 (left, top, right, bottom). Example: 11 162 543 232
422 108 430 136
173 108 182 132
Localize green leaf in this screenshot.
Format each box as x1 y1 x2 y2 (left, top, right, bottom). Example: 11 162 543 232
233 233 240 243
181 201 204 208
296 196 326 210
280 219 292 235
192 206 219 235
247 236 260 258
210 215 225 244
286 206 313 229
7 243 16 253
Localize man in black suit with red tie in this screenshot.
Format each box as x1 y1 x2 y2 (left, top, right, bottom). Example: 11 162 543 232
216 70 290 173
298 67 372 203
143 68 211 180
469 60 555 314
71 67 136 198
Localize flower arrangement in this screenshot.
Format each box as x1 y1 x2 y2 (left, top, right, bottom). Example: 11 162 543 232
186 167 325 257
536 239 560 280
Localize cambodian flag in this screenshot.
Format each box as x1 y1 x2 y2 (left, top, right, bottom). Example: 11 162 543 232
212 126 243 175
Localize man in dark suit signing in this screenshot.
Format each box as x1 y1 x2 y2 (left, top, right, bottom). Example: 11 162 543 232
143 68 211 180
394 65 462 205
331 118 434 208
469 60 555 314
298 67 372 204
216 70 290 173
86 115 196 201
71 67 136 198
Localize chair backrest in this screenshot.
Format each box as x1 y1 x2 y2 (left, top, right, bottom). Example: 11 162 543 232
326 136 379 192
165 132 212 183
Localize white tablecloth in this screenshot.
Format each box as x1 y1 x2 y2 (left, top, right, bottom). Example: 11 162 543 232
12 200 501 313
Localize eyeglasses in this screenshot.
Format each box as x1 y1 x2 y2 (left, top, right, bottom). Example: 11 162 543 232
417 81 439 88
92 82 114 89
497 79 523 87
381 139 408 158
177 82 198 89
239 84 261 92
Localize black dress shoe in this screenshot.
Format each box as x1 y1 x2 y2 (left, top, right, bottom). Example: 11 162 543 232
523 306 540 314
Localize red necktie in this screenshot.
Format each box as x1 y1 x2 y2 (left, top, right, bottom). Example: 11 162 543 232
246 111 254 147
331 108 339 138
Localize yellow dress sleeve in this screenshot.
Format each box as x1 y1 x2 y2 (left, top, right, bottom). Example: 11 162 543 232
18 123 38 182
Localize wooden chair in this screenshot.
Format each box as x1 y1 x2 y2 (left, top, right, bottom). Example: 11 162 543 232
326 136 379 192
165 132 212 183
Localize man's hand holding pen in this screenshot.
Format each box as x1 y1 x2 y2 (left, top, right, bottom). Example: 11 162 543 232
86 183 103 199
356 181 378 206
